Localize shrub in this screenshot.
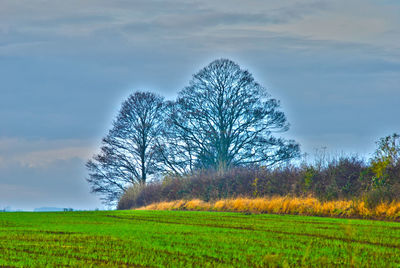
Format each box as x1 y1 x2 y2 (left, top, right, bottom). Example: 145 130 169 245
117 184 145 210
117 154 400 210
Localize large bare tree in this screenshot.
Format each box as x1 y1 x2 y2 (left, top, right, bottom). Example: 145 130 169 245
162 59 299 173
86 92 165 205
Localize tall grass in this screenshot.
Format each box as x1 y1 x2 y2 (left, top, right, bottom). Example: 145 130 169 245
139 196 400 221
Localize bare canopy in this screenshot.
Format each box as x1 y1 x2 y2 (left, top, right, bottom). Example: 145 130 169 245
86 92 165 205
159 59 300 173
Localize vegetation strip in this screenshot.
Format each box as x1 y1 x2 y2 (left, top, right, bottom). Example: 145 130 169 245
140 197 400 221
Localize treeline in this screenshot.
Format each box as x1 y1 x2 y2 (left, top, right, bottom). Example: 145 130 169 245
86 58 400 209
87 59 299 205
118 133 400 209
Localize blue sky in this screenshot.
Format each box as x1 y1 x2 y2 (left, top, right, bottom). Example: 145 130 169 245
1 0 399 210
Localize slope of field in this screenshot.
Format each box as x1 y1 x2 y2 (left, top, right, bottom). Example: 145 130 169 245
1 210 400 267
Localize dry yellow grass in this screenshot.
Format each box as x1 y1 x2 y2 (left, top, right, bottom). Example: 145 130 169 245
138 196 400 221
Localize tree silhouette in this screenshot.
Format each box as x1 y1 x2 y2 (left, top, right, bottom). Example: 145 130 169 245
86 92 165 205
162 59 299 173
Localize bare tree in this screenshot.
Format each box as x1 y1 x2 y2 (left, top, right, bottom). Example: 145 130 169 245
86 92 165 205
162 59 299 173
155 101 196 175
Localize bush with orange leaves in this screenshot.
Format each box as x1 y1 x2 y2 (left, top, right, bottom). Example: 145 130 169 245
140 196 400 221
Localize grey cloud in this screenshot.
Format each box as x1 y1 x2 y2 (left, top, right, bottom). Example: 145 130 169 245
0 27 398 141
0 138 90 155
0 158 102 210
0 0 328 46
119 1 329 36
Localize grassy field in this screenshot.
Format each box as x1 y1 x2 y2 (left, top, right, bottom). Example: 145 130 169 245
1 210 400 267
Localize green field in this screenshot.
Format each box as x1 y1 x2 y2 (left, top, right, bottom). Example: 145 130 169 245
1 210 400 267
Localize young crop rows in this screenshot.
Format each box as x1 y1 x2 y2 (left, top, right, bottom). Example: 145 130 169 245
1 210 400 266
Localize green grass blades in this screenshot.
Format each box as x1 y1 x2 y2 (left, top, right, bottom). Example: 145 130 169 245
1 211 400 267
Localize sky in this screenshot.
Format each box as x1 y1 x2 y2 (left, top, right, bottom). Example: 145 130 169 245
0 0 399 211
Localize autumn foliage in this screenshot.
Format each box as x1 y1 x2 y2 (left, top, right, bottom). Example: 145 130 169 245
140 196 400 221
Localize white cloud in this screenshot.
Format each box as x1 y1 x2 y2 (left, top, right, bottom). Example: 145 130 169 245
0 138 96 168
17 146 93 168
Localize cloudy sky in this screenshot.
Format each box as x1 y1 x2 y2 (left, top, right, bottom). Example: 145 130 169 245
1 0 399 210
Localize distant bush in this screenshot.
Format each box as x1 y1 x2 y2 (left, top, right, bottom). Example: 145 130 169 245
117 184 146 210
118 155 379 209
362 133 400 207
296 156 367 201
118 133 400 210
